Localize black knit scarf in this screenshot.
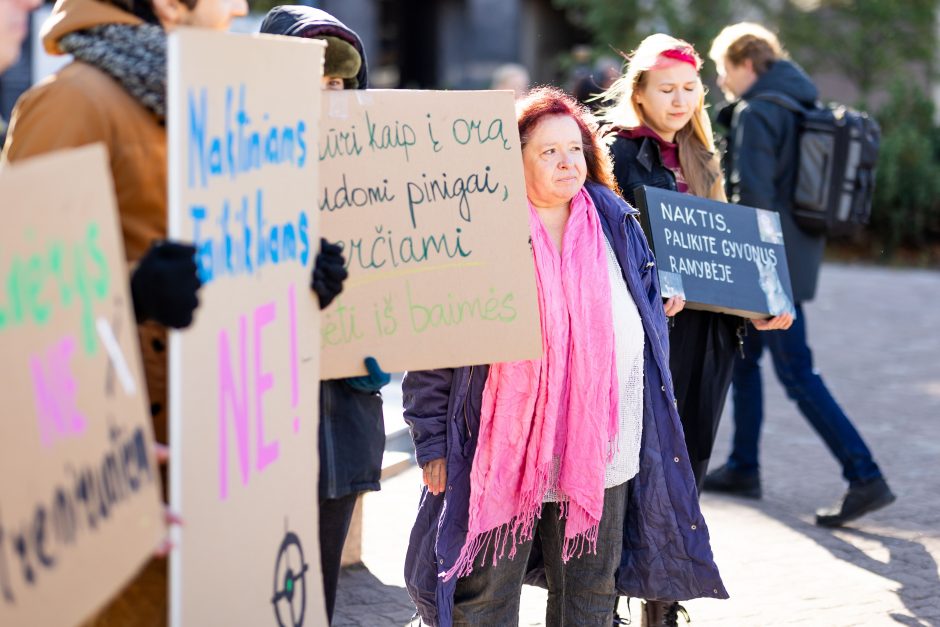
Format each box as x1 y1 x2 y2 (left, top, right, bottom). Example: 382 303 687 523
59 23 167 120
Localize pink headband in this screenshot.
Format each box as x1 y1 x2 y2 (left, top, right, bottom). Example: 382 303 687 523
658 48 701 70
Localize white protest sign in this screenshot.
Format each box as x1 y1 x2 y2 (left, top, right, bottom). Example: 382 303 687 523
167 28 326 627
318 90 542 378
0 145 163 627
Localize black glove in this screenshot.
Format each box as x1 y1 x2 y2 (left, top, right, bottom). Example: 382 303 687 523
131 241 201 329
345 357 392 393
311 238 348 310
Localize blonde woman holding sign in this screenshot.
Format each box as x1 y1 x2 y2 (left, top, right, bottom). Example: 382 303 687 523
598 34 791 625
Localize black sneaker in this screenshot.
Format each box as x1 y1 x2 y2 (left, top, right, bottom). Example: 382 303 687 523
815 477 896 528
701 464 762 499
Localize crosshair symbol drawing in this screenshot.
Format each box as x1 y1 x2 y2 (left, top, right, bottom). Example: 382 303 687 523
271 529 309 627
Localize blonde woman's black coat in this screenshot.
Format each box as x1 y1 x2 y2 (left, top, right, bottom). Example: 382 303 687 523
609 133 741 486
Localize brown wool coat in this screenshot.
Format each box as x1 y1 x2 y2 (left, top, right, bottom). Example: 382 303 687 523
2 0 169 623
3 0 169 441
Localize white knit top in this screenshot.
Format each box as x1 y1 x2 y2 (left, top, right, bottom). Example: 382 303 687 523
543 237 645 502
601 236 645 488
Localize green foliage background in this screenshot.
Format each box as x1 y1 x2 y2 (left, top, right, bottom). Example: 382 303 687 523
552 0 940 258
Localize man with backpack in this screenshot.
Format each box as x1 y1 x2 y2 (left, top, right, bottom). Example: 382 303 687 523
702 22 895 527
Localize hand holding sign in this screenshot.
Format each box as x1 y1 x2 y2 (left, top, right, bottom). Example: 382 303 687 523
131 241 202 329
345 357 391 393
663 295 686 317
752 312 794 331
311 238 348 310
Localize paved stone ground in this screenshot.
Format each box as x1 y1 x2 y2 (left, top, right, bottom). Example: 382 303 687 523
334 263 940 627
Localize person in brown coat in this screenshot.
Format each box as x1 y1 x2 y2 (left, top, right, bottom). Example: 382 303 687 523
3 0 235 449
2 0 244 620
2 0 347 622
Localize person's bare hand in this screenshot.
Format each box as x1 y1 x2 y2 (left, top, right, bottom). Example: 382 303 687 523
154 508 183 558
422 458 447 496
663 296 686 317
152 441 182 558
154 442 169 464
752 312 794 331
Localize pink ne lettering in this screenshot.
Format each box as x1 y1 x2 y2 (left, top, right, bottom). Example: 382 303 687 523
253 301 279 472
30 335 87 448
288 284 300 433
218 286 299 500
218 315 249 499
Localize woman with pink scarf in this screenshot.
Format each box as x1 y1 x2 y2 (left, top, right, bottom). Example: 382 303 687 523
404 87 727 627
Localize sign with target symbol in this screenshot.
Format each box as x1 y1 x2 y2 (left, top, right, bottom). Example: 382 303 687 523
271 530 310 627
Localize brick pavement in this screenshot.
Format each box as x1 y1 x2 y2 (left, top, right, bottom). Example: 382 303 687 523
334 263 940 627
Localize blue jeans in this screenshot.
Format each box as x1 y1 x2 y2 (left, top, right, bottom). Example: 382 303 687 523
728 304 882 485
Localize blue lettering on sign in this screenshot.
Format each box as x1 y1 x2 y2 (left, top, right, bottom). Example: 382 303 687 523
189 190 311 285
187 84 309 189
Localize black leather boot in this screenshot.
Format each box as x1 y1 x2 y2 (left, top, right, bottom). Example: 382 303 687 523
702 463 762 499
641 601 690 627
815 477 896 527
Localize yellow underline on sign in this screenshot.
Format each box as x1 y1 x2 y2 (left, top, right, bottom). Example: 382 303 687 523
347 261 487 288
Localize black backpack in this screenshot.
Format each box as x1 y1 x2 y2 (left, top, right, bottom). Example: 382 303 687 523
754 92 881 237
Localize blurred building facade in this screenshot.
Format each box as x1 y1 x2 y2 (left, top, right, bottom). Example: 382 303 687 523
318 0 586 89
0 0 587 121
3 1 937 122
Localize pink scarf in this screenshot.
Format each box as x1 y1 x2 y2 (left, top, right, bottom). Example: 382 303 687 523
445 187 619 580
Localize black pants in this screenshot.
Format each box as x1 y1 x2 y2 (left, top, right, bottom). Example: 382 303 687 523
319 493 359 624
668 309 739 491
618 310 737 621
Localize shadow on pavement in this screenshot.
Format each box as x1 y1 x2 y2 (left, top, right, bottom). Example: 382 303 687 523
721 496 939 627
821 528 940 627
334 564 416 627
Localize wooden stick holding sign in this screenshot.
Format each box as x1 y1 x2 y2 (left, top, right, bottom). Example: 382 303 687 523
635 186 796 319
318 90 542 379
167 29 326 627
0 145 164 627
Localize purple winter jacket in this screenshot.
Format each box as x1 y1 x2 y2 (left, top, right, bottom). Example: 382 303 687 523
403 181 728 626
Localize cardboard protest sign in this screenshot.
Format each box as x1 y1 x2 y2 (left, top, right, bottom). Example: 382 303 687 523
167 29 326 627
318 90 541 378
635 186 796 319
0 145 164 627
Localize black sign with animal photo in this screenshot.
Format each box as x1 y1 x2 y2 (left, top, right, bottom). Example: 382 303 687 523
634 186 796 319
